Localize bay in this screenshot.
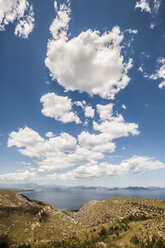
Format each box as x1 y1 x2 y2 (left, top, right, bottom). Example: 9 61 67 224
22 188 165 210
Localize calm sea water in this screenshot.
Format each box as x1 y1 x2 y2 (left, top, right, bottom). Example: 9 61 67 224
22 189 165 210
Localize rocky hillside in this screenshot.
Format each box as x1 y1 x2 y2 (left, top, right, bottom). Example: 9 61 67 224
0 190 81 247
1 190 165 248
74 197 165 226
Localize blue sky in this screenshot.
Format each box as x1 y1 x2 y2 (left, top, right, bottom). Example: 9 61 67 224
0 0 165 187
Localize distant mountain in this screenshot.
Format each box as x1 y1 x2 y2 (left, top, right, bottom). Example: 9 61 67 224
0 183 165 192
124 186 150 190
0 190 165 247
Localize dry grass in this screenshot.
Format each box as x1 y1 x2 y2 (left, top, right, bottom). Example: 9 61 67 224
0 190 165 248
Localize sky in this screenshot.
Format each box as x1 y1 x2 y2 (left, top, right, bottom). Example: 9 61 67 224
0 0 165 187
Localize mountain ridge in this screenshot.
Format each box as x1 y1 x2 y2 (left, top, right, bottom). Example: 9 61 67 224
1 184 165 192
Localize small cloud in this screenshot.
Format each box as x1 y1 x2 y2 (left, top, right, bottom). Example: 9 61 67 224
83 120 89 126
135 0 151 13
145 57 165 89
138 66 144 72
150 22 156 29
135 0 161 15
84 106 95 118
40 93 81 124
45 132 55 138
74 101 86 109
97 103 114 121
0 0 35 38
121 104 127 110
14 5 35 39
153 0 161 16
125 29 138 34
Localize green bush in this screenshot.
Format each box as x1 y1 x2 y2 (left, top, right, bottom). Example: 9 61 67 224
19 244 31 248
0 235 12 248
99 227 107 237
130 235 139 245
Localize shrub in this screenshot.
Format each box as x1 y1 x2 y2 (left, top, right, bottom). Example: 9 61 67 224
130 235 139 245
19 244 31 248
0 235 12 248
99 227 107 237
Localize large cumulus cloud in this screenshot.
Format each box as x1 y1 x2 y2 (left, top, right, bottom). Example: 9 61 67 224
45 1 133 99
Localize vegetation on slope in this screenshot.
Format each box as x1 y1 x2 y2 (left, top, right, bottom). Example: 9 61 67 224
0 190 81 247
0 190 165 248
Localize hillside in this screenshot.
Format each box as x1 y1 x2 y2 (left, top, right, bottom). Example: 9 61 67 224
74 197 165 226
0 190 82 247
0 190 165 248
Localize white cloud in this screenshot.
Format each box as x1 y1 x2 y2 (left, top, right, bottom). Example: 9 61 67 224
49 0 70 41
8 126 105 172
8 127 44 154
95 103 139 140
7 127 98 172
8 97 140 172
74 101 86 109
125 29 138 34
45 1 133 99
135 0 151 13
135 0 161 16
121 104 126 110
93 118 139 140
38 146 103 172
8 113 139 173
77 116 139 154
45 132 55 138
153 0 161 15
159 81 165 89
9 127 94 172
14 5 34 38
74 101 95 119
84 106 95 118
138 66 143 72
48 156 165 180
47 132 77 152
8 127 77 157
150 22 156 29
146 58 165 89
78 104 139 154
0 170 36 182
78 131 116 153
0 0 34 38
97 103 114 121
83 120 89 127
40 93 81 124
8 99 140 172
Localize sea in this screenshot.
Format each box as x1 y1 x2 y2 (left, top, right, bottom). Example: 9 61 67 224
22 188 165 210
